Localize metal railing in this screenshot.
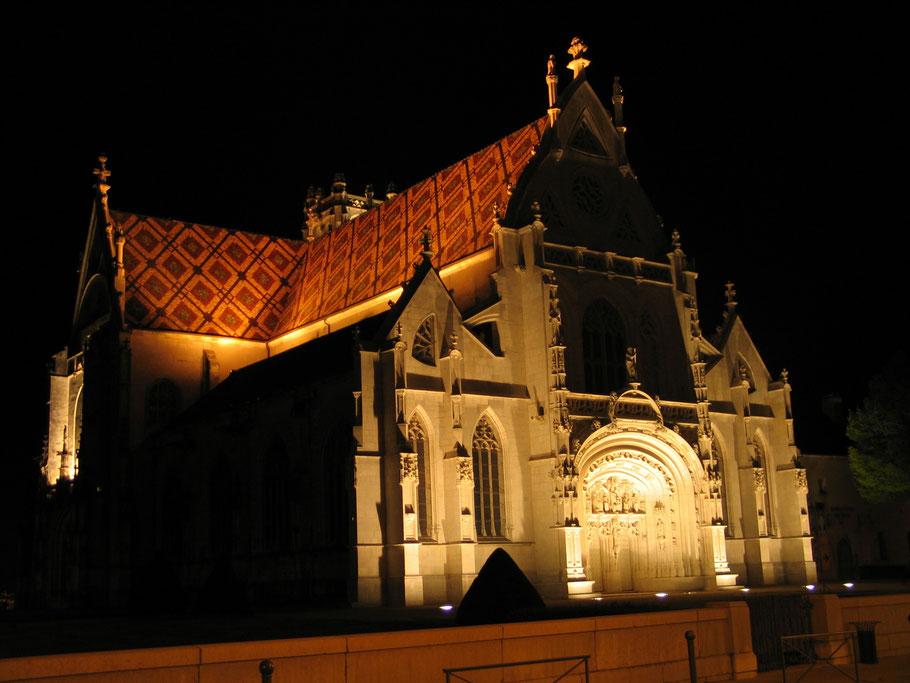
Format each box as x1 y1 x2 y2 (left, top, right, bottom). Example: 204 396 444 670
780 631 859 683
443 655 590 682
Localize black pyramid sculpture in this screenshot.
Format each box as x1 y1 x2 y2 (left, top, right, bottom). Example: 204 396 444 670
455 547 546 625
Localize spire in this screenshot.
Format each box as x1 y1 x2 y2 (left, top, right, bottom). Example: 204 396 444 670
93 154 125 322
566 37 590 79
93 154 114 229
724 281 737 317
546 54 560 126
612 76 631 170
332 171 346 194
612 76 625 128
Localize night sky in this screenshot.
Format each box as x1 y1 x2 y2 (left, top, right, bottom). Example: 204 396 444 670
5 6 902 584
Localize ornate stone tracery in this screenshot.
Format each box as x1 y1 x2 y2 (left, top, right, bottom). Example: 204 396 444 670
412 315 436 366
399 453 418 482
456 456 473 484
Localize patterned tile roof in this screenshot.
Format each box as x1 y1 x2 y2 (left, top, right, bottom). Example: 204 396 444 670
118 116 547 341
119 211 307 340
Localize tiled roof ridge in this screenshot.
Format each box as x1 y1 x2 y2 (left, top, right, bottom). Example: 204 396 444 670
392 115 550 201
110 208 306 245
112 114 548 244
271 114 548 338
118 115 548 341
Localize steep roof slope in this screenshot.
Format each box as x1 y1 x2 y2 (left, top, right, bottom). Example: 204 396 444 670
117 116 547 341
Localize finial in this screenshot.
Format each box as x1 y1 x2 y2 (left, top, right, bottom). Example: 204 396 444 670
93 154 115 233
420 225 434 262
93 155 111 186
93 155 111 212
449 331 459 351
724 281 737 312
780 368 789 385
531 200 542 224
546 53 560 124
567 37 590 79
671 228 682 250
612 76 624 128
386 180 398 200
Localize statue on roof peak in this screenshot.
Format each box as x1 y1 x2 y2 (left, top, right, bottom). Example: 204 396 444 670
567 37 590 79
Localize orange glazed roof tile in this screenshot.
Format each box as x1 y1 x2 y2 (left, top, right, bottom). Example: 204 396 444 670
119 116 547 341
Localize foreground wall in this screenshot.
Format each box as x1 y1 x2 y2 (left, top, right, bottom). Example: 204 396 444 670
0 602 756 683
5 594 907 682
839 593 910 657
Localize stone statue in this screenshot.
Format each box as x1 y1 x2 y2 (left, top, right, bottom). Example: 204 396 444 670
625 346 638 383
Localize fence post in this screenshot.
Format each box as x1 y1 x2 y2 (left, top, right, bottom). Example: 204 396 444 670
685 630 697 683
259 659 274 683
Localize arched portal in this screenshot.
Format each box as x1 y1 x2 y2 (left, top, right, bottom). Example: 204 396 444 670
575 420 709 593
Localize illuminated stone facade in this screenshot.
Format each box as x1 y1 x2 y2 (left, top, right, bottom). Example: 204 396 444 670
37 42 815 608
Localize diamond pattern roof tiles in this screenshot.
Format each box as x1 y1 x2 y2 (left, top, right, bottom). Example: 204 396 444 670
117 116 546 341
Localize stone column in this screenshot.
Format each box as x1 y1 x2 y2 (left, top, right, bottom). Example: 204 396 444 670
706 524 738 588
399 452 423 605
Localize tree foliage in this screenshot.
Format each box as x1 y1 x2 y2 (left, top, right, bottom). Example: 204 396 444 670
847 353 910 503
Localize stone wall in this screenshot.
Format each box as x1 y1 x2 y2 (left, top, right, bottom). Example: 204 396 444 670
5 594 906 682
839 593 910 657
1 602 756 682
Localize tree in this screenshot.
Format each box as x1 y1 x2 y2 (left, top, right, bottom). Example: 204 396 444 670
847 353 910 503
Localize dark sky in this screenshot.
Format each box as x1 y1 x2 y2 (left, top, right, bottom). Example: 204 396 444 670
7 5 902 486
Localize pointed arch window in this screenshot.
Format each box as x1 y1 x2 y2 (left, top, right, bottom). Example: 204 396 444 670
320 420 353 549
735 356 756 391
754 439 773 536
712 434 731 533
408 415 433 538
569 119 608 157
412 315 436 366
472 416 504 538
582 300 626 394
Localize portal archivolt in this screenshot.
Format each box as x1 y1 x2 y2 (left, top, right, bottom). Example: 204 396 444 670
578 434 704 593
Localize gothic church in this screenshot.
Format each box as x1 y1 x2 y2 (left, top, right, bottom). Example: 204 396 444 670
38 39 816 608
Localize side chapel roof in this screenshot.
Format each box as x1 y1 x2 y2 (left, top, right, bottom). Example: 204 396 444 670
117 117 547 341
